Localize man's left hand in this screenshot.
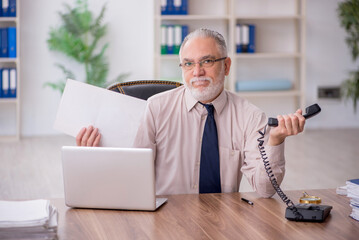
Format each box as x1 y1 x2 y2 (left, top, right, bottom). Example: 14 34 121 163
268 109 305 146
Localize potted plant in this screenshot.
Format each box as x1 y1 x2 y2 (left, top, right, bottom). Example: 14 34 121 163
45 0 128 93
337 0 359 112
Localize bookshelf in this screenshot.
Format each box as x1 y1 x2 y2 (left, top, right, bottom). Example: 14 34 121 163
0 0 20 141
153 0 306 111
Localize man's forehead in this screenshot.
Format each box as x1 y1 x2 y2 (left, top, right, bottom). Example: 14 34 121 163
181 37 220 59
182 55 216 62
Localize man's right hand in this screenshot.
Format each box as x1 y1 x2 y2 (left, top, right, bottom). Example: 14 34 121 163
76 125 101 147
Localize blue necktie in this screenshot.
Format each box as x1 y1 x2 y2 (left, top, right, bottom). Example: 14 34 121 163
199 103 221 193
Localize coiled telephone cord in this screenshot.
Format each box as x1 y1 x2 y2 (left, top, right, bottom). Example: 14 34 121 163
257 125 303 221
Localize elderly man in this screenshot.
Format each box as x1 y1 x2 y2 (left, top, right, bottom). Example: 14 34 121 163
77 28 305 197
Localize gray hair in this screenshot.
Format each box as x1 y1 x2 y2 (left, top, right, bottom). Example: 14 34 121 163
179 28 228 57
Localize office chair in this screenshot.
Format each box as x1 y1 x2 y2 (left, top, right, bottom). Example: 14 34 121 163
107 80 183 100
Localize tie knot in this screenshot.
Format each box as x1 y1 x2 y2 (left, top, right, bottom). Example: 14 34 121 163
203 104 214 115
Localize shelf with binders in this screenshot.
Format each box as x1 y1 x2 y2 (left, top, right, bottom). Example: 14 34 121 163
158 20 229 56
0 64 19 140
234 18 301 54
153 0 307 115
0 0 19 141
232 13 305 110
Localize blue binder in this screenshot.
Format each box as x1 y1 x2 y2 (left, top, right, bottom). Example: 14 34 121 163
181 25 188 41
0 28 8 57
166 0 174 15
161 25 167 55
248 25 255 53
173 0 181 14
9 0 16 17
1 0 9 17
240 25 249 53
161 0 167 15
166 25 174 54
7 27 16 58
236 24 242 53
181 0 188 15
174 25 182 54
1 68 10 98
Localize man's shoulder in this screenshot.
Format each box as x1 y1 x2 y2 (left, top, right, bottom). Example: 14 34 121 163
147 84 185 103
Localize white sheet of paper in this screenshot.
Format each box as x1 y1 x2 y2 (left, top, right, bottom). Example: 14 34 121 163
53 79 147 147
0 199 49 223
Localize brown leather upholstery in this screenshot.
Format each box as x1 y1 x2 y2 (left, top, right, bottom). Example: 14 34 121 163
107 80 183 100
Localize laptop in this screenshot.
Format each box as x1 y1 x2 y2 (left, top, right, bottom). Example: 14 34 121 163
61 146 167 211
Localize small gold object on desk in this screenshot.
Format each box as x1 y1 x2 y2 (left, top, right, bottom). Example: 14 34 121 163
299 192 322 204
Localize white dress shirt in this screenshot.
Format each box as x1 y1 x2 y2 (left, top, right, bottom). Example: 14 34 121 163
133 86 285 197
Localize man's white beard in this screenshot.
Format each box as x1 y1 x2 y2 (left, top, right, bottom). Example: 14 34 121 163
183 75 224 103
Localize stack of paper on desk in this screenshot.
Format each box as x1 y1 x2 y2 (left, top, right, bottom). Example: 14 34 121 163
346 178 359 221
0 199 58 239
54 79 147 147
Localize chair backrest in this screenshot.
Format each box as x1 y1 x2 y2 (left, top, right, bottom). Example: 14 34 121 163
107 80 183 100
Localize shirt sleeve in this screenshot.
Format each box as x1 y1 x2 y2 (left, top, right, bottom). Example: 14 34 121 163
132 100 157 160
240 111 285 198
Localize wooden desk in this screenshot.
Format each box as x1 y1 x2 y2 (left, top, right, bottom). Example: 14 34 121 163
51 189 358 240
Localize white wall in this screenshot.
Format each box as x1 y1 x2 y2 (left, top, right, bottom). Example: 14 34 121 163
306 0 359 128
18 0 358 136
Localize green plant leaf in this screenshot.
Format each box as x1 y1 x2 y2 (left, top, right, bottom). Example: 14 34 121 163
43 80 66 94
341 69 359 113
337 0 359 113
46 0 130 94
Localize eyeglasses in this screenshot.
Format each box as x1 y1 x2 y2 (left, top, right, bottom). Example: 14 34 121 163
179 57 227 70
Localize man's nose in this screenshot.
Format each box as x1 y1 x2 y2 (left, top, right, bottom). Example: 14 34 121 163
192 62 205 76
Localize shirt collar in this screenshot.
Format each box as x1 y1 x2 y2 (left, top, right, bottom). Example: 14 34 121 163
211 89 227 115
184 87 227 115
185 88 198 112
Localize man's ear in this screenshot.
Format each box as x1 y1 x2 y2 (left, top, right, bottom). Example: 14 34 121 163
224 57 231 76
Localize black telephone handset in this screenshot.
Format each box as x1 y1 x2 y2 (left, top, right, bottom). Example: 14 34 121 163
258 103 332 222
268 104 322 127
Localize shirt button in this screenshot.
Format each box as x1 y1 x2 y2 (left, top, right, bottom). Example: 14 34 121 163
231 151 235 156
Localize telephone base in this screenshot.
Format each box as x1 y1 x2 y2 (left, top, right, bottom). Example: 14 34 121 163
285 204 332 222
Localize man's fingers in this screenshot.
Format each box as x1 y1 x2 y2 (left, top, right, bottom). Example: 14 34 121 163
81 125 94 146
283 114 293 135
290 114 300 135
93 133 101 147
294 109 305 132
76 127 86 146
277 115 285 127
87 128 99 146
